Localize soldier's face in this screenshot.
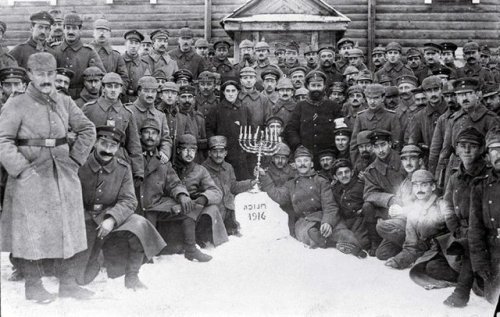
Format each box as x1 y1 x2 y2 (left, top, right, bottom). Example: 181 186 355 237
358 143 373 158
424 50 440 65
51 21 63 36
272 154 288 169
412 181 434 201
31 22 51 42
329 91 345 104
55 74 70 92
335 135 350 152
366 94 384 110
373 141 392 160
285 50 298 64
295 94 307 102
456 141 483 166
443 92 458 110
334 167 352 185
455 90 479 111
84 78 102 94
348 56 363 67
268 122 283 136
1 80 24 99
384 94 400 110
339 45 353 58
348 92 364 108
319 51 335 67
102 83 122 100
199 81 215 96
209 148 227 165
240 47 254 60
179 93 195 111
487 146 500 171
398 83 416 100
240 75 256 89
401 155 421 174
29 69 56 94
345 73 358 86
255 48 269 61
141 42 152 54
357 79 371 90
161 89 178 105
294 156 313 175
215 46 229 60
442 51 455 64
278 88 294 101
304 52 318 65
140 127 160 149
424 87 442 104
372 53 386 66
407 56 421 69
480 54 490 67
275 50 285 63
178 37 192 52
139 87 157 105
153 38 168 53
414 92 427 107
196 46 208 57
483 94 500 112
126 39 141 56
95 137 120 162
223 84 238 103
178 146 197 163
290 72 305 89
386 50 401 64
63 24 81 42
463 50 479 65
263 77 277 93
320 156 334 171
94 27 110 44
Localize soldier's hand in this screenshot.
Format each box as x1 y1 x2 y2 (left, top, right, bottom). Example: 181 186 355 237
66 131 77 146
388 205 403 218
97 218 116 239
250 179 259 187
179 194 193 214
357 171 366 181
385 258 399 269
320 223 332 238
159 152 170 164
18 166 37 179
253 166 266 177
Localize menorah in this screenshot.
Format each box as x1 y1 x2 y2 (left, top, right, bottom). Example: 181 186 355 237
239 125 280 193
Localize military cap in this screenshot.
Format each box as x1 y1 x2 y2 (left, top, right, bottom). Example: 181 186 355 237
140 118 160 132
275 142 291 156
462 41 479 53
346 84 364 96
485 126 500 148
411 87 424 95
423 43 442 53
369 129 392 144
286 41 300 52
195 38 209 48
261 67 281 81
150 29 170 40
411 170 434 183
160 81 179 92
179 85 196 96
82 66 105 80
406 48 422 58
386 42 402 52
63 13 82 27
96 126 124 144
400 144 422 157
480 45 491 56
294 87 308 96
208 135 227 149
0 67 27 83
396 75 418 87
275 42 286 52
364 84 385 97
48 9 63 22
482 82 499 98
453 77 479 93
357 130 372 145
239 39 254 49
56 67 75 80
343 66 359 76
303 45 317 55
179 26 193 39
379 74 392 84
0 21 6 34
334 127 352 137
142 34 152 44
318 148 335 159
294 145 313 159
213 39 231 49
124 29 144 42
152 69 168 81
385 86 399 97
305 70 326 85
94 18 110 31
372 45 386 55
138 76 159 90
331 158 352 174
173 69 193 82
221 79 240 91
101 72 123 85
266 116 284 126
30 11 54 25
456 127 484 146
432 67 451 77
177 134 197 148
337 38 355 48
276 78 294 90
240 66 256 77
442 80 455 95
421 75 442 90
317 43 335 55
356 70 372 81
440 42 457 52
289 66 308 76
330 81 346 93
27 52 56 72
198 71 216 83
255 41 270 51
347 48 364 57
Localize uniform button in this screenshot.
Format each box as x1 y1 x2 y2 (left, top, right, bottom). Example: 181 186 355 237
98 190 102 192
489 200 493 204
491 218 495 221
309 186 313 189
311 198 314 201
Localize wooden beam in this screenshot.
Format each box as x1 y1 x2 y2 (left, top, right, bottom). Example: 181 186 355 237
234 31 241 63
367 0 376 70
311 31 319 48
204 0 212 41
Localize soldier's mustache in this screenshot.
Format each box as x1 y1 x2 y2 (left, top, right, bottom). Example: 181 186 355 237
99 151 113 157
298 164 307 169
467 57 476 62
417 191 425 195
40 83 52 87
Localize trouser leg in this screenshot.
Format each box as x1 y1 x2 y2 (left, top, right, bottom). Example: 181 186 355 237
425 255 459 283
59 252 94 299
20 258 55 302
183 217 212 262
375 218 405 260
363 202 383 255
102 231 130 279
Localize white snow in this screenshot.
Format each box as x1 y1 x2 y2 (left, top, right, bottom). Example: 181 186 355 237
1 192 496 317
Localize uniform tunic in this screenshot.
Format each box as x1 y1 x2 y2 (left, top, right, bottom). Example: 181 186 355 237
9 37 56 69
408 98 448 147
90 41 129 87
141 50 179 80
169 47 207 80
123 52 150 96
374 61 414 86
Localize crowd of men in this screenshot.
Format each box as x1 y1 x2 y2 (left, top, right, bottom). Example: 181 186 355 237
0 9 499 310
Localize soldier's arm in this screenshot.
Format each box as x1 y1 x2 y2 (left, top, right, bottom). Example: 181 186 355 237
115 53 130 89
349 116 361 163
205 106 217 138
104 163 137 227
390 114 402 150
363 169 396 208
125 111 145 179
229 164 254 194
441 176 460 234
407 112 421 145
66 97 97 165
260 173 292 206
159 113 173 160
198 166 223 205
392 215 423 269
468 180 491 273
428 116 445 175
164 162 189 200
88 46 106 72
318 177 341 227
436 123 453 178
284 102 302 150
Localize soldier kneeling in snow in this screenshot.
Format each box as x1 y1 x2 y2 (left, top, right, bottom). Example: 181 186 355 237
260 145 367 258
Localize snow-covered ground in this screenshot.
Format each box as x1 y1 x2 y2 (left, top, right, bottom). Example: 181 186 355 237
1 192 496 317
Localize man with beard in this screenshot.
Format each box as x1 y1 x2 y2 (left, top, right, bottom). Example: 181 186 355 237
395 75 421 144
195 71 219 119
415 43 454 84
409 76 448 149
141 29 179 80
47 9 64 47
343 85 366 128
469 126 500 305
10 11 56 69
316 44 343 91
481 82 500 115
54 67 74 95
375 144 423 260
280 41 302 77
261 68 280 106
289 66 307 90
352 130 375 179
90 19 129 87
0 67 27 104
350 84 401 164
77 126 166 289
285 70 343 168
202 136 256 236
238 66 271 128
334 127 351 160
441 42 458 70
122 30 149 103
254 41 281 88
355 70 373 91
362 130 406 256
384 86 400 111
371 45 386 73
329 82 346 107
82 72 144 182
343 66 359 87
235 39 257 70
271 78 296 126
156 82 179 140
212 40 238 78
261 145 366 258
406 48 425 75
347 48 368 72
169 27 207 80
304 45 318 72
375 42 414 86
75 66 104 108
336 38 355 74
318 149 336 182
130 76 172 161
54 13 105 99
457 42 493 89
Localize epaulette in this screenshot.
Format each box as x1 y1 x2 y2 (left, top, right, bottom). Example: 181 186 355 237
123 103 134 114
385 108 396 113
83 44 95 50
116 157 130 168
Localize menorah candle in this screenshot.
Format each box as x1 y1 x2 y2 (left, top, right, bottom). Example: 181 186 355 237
239 125 242 139
249 126 252 140
254 126 260 142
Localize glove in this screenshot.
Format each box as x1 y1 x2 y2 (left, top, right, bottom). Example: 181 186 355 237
179 194 194 214
195 196 208 206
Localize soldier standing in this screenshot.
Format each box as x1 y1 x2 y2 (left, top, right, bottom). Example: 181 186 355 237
456 42 493 88
211 40 238 78
47 9 64 46
169 27 207 80
0 21 18 68
304 45 318 72
122 30 148 104
374 42 414 86
195 71 219 119
75 66 104 108
315 44 343 91
141 29 179 80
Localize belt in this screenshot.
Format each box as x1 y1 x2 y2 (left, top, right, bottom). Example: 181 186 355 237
17 138 67 148
86 204 106 217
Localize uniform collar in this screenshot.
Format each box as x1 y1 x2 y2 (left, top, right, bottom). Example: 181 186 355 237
274 99 296 111
203 157 228 172
26 82 59 105
170 47 195 60
294 170 317 180
61 39 83 51
79 87 99 102
454 104 489 122
213 58 232 67
91 41 113 54
425 98 447 116
456 159 487 180
123 52 140 63
196 93 217 104
97 96 122 112
89 152 117 174
239 88 260 101
134 98 156 113
383 60 404 72
365 106 385 120
372 150 401 176
149 50 172 63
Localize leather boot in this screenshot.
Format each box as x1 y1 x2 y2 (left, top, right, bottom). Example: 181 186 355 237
184 247 213 262
124 236 148 290
59 255 94 300
366 222 381 256
336 242 368 259
183 218 213 262
9 254 24 281
443 291 469 308
224 209 242 237
22 259 56 304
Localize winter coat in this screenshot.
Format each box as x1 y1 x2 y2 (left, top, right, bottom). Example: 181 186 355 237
90 41 129 88
428 108 456 175
169 47 207 79
0 84 96 260
374 61 415 86
456 64 493 88
195 94 219 120
332 177 365 220
0 47 18 69
9 37 56 69
141 50 179 80
123 52 150 96
271 99 296 127
238 89 272 128
408 98 448 148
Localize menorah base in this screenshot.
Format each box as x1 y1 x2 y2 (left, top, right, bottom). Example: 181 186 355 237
248 183 261 194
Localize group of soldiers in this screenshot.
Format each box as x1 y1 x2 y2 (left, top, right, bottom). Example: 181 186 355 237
0 9 499 310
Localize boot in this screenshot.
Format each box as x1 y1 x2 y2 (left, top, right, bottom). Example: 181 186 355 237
124 236 148 290
336 242 368 259
59 256 94 300
125 273 148 290
225 210 242 237
9 254 24 281
308 228 327 249
9 269 24 281
161 244 185 255
366 222 381 257
443 291 469 308
184 247 212 262
183 218 212 262
22 260 56 304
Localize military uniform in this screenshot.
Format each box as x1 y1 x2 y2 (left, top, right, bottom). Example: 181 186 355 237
408 97 448 147
396 98 424 144
266 160 296 236
169 47 207 80
271 99 296 127
374 61 414 86
212 58 238 78
195 93 219 120
0 47 18 69
142 51 179 81
91 41 129 85
10 37 56 69
428 108 457 176
238 87 272 128
456 64 493 89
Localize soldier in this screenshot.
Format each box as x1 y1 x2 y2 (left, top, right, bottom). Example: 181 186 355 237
10 11 56 69
356 70 373 91
0 67 27 104
329 81 347 106
173 68 193 88
47 9 63 46
156 82 180 140
169 27 207 80
347 48 368 72
194 38 209 58
280 41 302 76
77 126 166 289
374 42 414 86
75 66 104 108
304 45 318 71
352 130 376 179
0 21 18 68
238 66 271 128
440 42 458 70
140 34 152 56
129 76 172 161
343 85 366 129
384 86 400 111
261 67 280 106
203 136 256 236
413 87 427 108
371 45 386 73
456 42 494 89
343 66 359 87
334 127 351 160
212 40 238 78
266 116 285 142
54 67 74 95
336 37 355 74
274 42 286 67
294 87 308 102
54 13 106 99
196 71 219 119
0 52 96 302
317 149 336 182
395 75 422 144
482 82 500 115
254 41 281 86
271 77 296 126
82 72 144 181
415 43 454 84
235 39 257 70
469 126 500 304
122 30 150 103
316 44 343 90
141 29 179 80
405 48 425 74
289 66 307 90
